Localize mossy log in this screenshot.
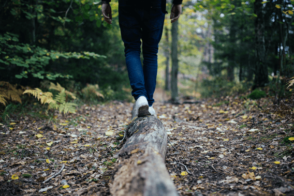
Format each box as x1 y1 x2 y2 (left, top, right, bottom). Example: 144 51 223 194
110 116 178 196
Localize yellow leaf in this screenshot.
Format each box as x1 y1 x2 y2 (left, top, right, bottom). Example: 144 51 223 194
10 122 16 125
208 157 215 160
261 1 267 4
288 137 294 141
242 115 247 119
223 139 229 141
71 140 78 144
36 134 43 138
276 4 281 9
137 160 142 165
87 126 90 129
46 141 53 146
59 123 68 126
245 149 250 152
274 161 280 164
256 147 263 150
11 175 19 180
251 167 257 170
61 161 67 163
84 144 91 147
46 147 50 150
181 171 188 176
219 110 225 114
9 127 13 130
105 130 114 136
46 159 50 163
62 185 70 189
44 168 50 171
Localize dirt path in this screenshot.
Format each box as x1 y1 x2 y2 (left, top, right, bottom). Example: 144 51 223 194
0 97 293 195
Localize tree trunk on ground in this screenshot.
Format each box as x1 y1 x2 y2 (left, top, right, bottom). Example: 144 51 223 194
171 21 179 102
110 116 178 196
164 27 170 91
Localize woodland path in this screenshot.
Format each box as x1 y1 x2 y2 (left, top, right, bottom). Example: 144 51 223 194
0 96 294 196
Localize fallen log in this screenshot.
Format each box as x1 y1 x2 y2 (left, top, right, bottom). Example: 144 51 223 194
110 116 178 196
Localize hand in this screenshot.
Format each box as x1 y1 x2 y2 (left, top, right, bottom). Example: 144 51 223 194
170 4 182 23
102 3 112 24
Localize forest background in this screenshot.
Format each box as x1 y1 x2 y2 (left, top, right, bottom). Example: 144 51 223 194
1 0 294 117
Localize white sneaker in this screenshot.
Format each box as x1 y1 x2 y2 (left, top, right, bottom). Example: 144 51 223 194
131 96 150 119
148 106 156 117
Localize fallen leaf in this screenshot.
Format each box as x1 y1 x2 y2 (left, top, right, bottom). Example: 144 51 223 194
36 134 43 138
251 167 257 170
46 159 50 163
288 137 294 141
256 147 263 150
131 149 139 154
181 171 188 176
11 175 19 180
242 171 256 180
105 130 114 136
46 141 53 146
137 160 142 165
274 161 280 164
46 147 50 150
62 185 70 189
223 139 229 141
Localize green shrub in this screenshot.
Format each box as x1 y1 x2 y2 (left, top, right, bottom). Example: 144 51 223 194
248 89 266 100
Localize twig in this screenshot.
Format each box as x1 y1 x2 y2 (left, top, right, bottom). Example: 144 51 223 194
211 164 217 172
64 0 73 27
43 164 65 183
178 162 192 174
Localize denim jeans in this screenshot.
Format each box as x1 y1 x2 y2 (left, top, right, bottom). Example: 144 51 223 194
119 0 165 106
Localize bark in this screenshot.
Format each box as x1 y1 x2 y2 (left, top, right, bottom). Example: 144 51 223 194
253 0 269 88
110 116 178 196
228 15 236 81
171 21 179 102
164 27 170 91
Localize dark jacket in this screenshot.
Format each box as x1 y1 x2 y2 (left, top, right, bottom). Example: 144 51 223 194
102 0 183 13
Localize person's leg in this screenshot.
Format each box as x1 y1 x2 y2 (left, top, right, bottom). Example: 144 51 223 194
119 6 147 101
142 6 165 106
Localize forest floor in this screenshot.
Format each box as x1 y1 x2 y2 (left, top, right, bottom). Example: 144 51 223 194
0 95 294 196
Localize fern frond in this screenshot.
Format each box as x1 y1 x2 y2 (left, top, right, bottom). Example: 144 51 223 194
54 89 66 104
49 82 76 99
58 102 77 114
0 95 7 106
23 88 43 99
288 77 294 88
7 89 22 103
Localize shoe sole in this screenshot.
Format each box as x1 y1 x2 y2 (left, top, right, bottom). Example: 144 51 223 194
138 105 151 117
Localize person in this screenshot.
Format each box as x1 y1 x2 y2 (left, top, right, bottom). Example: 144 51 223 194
101 0 182 119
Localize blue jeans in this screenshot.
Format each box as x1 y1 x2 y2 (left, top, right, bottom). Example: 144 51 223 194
119 0 165 106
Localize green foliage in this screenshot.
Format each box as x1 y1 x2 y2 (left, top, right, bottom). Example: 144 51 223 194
248 89 266 100
199 77 250 98
22 174 32 178
0 32 105 81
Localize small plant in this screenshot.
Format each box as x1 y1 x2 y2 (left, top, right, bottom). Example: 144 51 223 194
81 84 104 101
0 81 26 106
23 82 77 115
248 89 266 100
22 174 32 178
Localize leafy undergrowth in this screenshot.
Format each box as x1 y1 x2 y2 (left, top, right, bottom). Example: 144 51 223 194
0 96 294 195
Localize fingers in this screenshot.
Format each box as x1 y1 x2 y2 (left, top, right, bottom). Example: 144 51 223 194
171 15 180 23
102 4 112 24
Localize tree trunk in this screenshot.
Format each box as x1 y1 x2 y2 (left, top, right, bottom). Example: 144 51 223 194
253 0 268 88
171 21 179 102
110 116 178 196
227 15 236 82
164 27 170 91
